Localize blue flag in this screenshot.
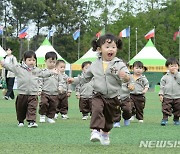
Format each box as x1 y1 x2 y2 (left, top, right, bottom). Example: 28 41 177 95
73 29 80 40
0 26 4 35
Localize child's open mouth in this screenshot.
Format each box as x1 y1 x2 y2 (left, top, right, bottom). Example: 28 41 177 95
108 53 113 57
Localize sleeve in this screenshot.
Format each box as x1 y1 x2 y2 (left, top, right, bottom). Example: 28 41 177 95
75 84 81 96
174 72 180 84
143 76 149 88
3 63 19 75
38 76 44 93
159 75 166 95
74 67 93 85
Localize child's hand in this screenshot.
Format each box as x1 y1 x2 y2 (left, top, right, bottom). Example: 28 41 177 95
76 95 80 99
67 92 71 97
37 91 41 96
159 95 163 102
128 83 134 91
52 68 58 74
0 60 4 66
119 70 130 82
67 78 74 84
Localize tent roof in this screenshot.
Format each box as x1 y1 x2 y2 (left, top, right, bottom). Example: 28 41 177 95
73 48 98 64
0 45 6 58
71 48 98 70
129 39 166 66
35 38 69 64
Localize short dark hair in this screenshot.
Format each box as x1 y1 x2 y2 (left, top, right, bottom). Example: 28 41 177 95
23 50 37 61
131 61 147 71
81 61 92 69
56 59 65 66
91 33 123 51
45 51 57 60
165 57 179 67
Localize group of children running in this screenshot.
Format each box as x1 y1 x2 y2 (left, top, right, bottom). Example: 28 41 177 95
0 33 179 146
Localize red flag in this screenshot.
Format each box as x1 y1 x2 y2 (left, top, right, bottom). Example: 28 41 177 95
144 29 155 40
173 31 180 41
96 28 105 38
18 27 28 39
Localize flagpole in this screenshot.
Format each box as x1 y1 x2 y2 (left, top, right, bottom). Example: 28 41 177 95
77 26 80 59
179 26 180 64
128 26 131 61
154 26 155 46
135 27 137 55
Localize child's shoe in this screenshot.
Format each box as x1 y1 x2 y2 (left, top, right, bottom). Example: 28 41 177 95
90 129 101 142
54 113 58 120
40 115 46 123
129 116 135 121
18 122 24 127
28 122 38 128
174 120 180 125
138 120 144 123
161 119 168 126
124 119 130 126
61 114 69 120
100 132 110 145
47 118 55 123
82 115 88 120
113 122 120 128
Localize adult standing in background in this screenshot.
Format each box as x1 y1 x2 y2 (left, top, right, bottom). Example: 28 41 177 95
2 48 17 100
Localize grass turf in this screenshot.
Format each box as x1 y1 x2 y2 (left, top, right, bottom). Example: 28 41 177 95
0 91 179 154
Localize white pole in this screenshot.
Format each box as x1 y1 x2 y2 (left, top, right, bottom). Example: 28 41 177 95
179 26 180 64
77 26 80 60
154 26 155 46
128 26 131 61
136 27 137 55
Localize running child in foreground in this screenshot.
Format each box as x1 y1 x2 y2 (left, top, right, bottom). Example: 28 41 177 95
68 34 130 145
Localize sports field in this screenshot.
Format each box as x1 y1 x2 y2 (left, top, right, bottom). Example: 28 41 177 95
0 91 179 154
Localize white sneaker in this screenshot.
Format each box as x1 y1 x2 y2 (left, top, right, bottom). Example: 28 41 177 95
18 123 24 127
28 122 38 128
100 133 110 145
82 115 88 120
54 113 58 120
113 122 120 128
61 114 69 120
47 118 55 123
40 115 46 123
139 120 144 123
90 129 101 142
129 116 135 121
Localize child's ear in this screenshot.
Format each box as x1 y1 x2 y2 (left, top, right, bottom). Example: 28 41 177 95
97 47 101 53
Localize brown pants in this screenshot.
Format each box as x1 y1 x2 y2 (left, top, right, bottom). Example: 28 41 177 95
162 97 180 121
56 93 68 115
15 94 38 122
79 97 92 116
39 92 58 119
90 93 120 132
130 94 145 120
113 97 133 122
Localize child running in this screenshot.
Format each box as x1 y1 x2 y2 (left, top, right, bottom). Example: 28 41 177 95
39 52 61 124
54 60 72 120
159 57 180 126
0 51 53 128
130 61 149 123
75 61 93 120
68 34 130 145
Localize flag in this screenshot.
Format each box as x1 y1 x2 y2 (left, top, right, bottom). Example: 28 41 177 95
18 27 28 39
73 29 80 40
173 31 180 41
144 29 155 40
96 28 105 38
119 27 130 37
47 29 54 39
0 25 4 35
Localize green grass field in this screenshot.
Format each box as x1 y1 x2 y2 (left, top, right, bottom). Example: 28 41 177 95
0 91 179 154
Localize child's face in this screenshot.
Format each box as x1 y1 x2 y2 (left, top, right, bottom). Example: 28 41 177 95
99 40 117 61
82 64 91 73
24 57 36 68
45 58 56 69
133 66 144 75
56 62 66 73
168 64 179 74
6 48 12 55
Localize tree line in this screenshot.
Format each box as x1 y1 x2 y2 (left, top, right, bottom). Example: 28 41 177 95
0 0 179 63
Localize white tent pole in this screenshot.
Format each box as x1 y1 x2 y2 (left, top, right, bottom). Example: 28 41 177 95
135 27 137 55
77 26 80 60
128 26 131 61
154 26 155 46
179 26 180 64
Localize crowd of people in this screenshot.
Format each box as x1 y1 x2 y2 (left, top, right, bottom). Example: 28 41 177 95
0 33 179 146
